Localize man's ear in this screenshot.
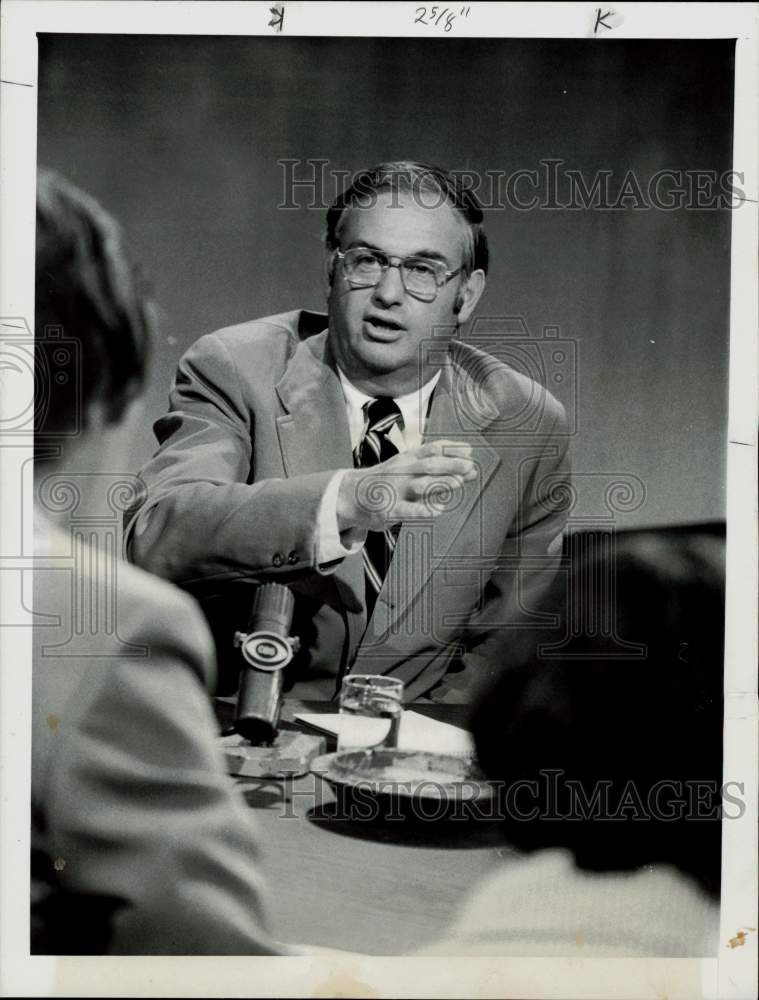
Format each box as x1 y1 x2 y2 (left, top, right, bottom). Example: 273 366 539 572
455 269 486 322
323 251 336 299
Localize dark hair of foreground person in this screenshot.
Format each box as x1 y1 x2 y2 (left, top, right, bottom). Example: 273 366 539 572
472 527 725 898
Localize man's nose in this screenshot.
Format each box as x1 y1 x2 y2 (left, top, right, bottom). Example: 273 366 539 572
371 263 405 306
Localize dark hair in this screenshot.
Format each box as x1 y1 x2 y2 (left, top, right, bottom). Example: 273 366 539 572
34 169 153 450
325 161 489 276
472 528 725 897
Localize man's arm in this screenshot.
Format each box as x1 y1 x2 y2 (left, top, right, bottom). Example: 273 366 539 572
127 331 478 588
126 331 350 585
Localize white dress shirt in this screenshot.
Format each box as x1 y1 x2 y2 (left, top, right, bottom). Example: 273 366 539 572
315 366 441 568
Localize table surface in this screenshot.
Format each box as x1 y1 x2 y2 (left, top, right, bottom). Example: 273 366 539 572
225 699 508 955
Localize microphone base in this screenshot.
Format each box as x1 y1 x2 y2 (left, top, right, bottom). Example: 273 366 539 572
219 729 326 779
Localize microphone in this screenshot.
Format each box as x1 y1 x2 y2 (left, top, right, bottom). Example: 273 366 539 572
233 583 299 745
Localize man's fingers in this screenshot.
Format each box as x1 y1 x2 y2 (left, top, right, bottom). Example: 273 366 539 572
405 474 468 502
406 456 477 479
370 476 469 525
415 439 473 460
390 499 449 522
407 443 477 478
349 445 478 528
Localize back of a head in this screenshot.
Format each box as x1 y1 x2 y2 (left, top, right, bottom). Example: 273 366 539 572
34 169 152 459
473 528 725 897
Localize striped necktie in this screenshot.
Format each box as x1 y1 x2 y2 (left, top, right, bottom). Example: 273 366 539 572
354 396 403 619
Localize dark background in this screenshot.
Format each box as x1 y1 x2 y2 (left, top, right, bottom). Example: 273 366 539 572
36 36 734 528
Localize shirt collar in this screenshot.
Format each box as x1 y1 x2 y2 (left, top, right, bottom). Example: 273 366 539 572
336 365 441 437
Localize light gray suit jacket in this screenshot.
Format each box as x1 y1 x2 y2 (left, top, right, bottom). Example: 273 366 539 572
32 518 278 954
126 310 570 702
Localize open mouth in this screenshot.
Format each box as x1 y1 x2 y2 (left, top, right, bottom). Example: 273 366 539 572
364 316 404 338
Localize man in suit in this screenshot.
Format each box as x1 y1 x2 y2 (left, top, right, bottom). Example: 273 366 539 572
126 161 570 703
32 169 279 954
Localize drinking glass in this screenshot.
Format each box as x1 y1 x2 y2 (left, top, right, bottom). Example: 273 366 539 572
338 674 404 751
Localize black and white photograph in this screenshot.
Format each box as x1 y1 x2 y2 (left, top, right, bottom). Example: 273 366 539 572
0 2 756 998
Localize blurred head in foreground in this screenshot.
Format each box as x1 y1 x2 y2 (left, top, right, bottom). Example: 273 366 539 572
31 172 278 957
473 529 725 898
34 168 152 473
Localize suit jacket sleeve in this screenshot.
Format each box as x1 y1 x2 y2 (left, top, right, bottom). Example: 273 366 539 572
431 404 571 704
37 589 283 955
125 331 340 586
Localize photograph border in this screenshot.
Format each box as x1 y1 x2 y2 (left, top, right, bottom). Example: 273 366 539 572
1 3 756 997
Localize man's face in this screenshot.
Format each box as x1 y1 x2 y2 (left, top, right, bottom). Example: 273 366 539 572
327 189 484 394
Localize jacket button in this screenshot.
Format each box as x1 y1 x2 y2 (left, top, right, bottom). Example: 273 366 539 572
287 551 298 564
272 552 284 567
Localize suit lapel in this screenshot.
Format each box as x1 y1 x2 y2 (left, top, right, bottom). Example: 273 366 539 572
275 330 353 477
367 352 502 640
274 332 504 657
275 330 366 627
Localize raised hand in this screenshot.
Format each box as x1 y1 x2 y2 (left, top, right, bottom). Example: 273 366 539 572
337 440 477 532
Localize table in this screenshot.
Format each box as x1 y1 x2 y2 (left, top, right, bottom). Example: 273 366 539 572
226 699 507 955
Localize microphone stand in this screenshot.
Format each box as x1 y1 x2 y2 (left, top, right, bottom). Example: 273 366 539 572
220 583 325 778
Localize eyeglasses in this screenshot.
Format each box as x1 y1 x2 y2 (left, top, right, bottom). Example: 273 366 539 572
335 247 463 302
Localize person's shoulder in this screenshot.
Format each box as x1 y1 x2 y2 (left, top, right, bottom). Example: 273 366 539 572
35 521 215 688
121 557 211 633
200 309 327 353
184 309 328 378
114 560 216 682
452 339 566 431
32 525 218 789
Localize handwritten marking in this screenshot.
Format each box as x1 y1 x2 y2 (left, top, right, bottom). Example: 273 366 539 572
415 6 470 32
0 79 34 88
47 714 60 731
268 4 284 32
592 8 623 33
594 9 614 33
